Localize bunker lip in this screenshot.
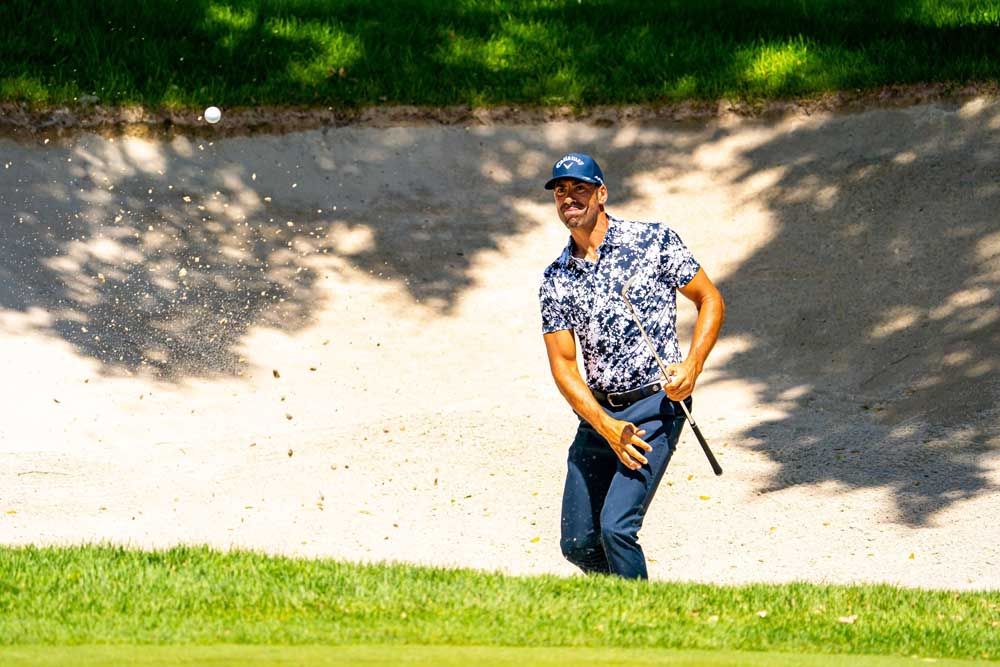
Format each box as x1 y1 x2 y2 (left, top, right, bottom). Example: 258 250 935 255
1 81 998 142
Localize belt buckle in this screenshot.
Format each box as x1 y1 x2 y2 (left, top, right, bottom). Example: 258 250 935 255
607 391 625 408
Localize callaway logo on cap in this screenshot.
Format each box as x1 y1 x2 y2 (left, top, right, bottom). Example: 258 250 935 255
544 152 605 190
555 155 585 169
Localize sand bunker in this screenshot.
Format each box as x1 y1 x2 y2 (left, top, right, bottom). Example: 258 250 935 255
1 98 998 589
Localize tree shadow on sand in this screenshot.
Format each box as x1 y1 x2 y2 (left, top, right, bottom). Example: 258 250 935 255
0 124 658 382
2 99 997 527
307 109 1000 529
0 136 326 380
712 102 1000 526
514 107 999 528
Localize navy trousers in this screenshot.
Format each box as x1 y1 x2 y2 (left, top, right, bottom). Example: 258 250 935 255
560 391 689 580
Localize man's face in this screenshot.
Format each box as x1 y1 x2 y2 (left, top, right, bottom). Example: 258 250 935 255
552 179 607 230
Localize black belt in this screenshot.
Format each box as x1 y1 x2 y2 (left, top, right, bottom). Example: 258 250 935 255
592 381 664 409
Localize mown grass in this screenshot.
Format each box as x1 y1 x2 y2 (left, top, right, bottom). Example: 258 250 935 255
1 645 996 667
1 544 997 661
0 1 998 110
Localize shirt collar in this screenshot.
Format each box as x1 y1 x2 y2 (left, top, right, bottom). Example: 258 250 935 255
557 212 622 268
602 213 624 247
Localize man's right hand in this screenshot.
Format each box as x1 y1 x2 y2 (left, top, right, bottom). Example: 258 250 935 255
543 330 653 471
596 418 652 471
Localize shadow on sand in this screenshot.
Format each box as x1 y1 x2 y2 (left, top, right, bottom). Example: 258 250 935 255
714 102 1000 526
2 100 997 526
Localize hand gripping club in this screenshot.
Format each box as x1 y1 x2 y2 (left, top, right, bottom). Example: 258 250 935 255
621 275 723 476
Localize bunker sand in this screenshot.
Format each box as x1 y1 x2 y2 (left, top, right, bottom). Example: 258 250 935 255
1 99 998 589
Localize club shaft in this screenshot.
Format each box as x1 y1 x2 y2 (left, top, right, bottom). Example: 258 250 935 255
621 289 723 476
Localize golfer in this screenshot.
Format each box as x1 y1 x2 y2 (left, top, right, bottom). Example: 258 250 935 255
539 152 725 579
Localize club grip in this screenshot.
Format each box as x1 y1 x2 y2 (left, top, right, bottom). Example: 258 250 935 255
689 420 723 476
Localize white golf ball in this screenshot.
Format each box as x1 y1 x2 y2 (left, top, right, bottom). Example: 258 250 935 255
204 106 221 123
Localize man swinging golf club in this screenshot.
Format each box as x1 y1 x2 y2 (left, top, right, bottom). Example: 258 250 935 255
538 152 726 580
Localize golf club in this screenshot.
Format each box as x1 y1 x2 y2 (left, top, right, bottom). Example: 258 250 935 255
620 275 723 476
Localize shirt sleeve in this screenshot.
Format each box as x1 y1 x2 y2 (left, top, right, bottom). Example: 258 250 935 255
659 228 701 288
539 277 571 334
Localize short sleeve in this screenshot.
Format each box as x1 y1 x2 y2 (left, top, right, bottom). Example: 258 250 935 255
659 228 700 288
539 278 571 334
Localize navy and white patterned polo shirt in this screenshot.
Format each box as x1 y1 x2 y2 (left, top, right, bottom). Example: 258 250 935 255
539 213 700 394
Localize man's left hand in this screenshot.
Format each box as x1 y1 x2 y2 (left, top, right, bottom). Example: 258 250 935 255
664 360 698 401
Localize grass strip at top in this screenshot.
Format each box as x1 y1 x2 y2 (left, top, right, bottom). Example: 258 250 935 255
1 0 999 110
0 544 997 660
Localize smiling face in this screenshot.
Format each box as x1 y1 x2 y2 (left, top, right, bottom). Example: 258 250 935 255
552 178 608 230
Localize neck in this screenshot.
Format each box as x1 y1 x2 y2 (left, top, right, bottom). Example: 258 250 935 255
569 210 609 259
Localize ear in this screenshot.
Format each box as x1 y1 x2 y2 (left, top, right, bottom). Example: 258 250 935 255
596 184 608 205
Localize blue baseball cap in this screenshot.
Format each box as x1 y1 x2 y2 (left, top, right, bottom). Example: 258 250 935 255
544 152 605 189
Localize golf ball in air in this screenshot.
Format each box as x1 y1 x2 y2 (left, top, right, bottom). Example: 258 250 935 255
204 106 221 123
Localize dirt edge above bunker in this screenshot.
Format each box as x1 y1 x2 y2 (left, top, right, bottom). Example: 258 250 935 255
2 81 998 142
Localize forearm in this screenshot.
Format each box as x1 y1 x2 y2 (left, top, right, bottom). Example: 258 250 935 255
551 363 611 430
685 291 725 373
549 358 650 470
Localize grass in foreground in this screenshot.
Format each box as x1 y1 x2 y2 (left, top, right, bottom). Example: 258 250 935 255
1 645 997 667
1 0 999 110
1 544 997 661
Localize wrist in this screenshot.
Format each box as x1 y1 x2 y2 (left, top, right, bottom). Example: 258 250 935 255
593 413 618 437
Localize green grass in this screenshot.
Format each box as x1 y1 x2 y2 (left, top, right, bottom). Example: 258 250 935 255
1 544 998 661
1 645 997 667
1 1 999 110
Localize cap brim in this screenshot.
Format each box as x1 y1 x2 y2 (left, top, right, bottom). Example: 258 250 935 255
544 175 602 190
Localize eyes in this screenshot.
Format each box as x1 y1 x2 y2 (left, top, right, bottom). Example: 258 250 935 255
553 183 593 198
